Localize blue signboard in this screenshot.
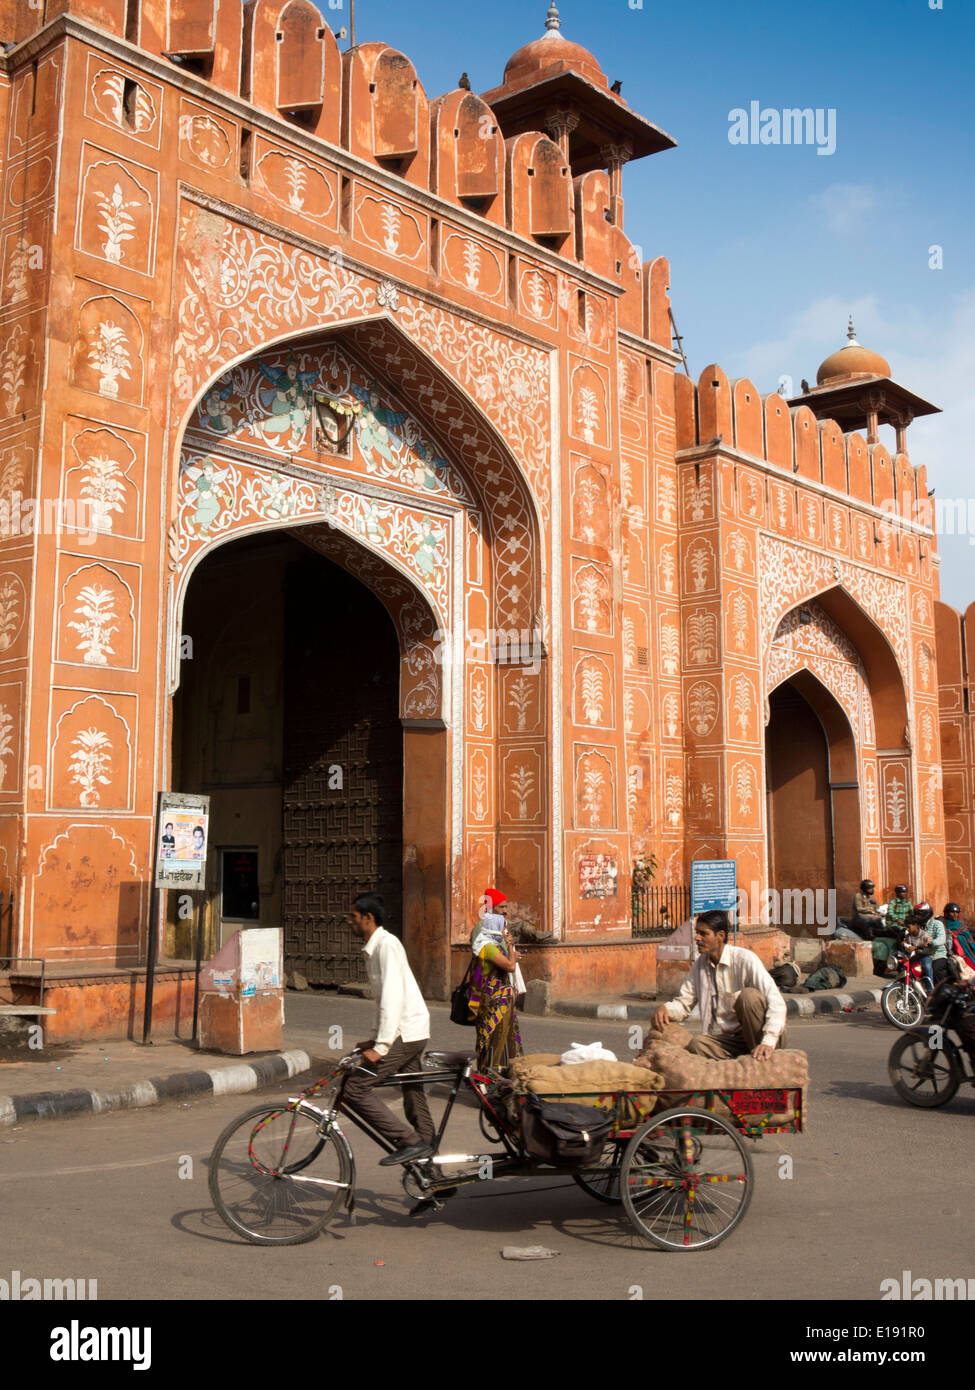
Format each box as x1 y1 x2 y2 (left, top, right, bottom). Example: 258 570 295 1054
691 859 737 915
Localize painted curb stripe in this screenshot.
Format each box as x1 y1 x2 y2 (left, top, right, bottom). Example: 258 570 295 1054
0 1050 314 1123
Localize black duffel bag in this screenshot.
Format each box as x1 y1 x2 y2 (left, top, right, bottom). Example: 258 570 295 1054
520 1093 614 1167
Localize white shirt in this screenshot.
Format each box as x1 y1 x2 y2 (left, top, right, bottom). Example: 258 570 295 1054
665 943 787 1048
362 927 430 1055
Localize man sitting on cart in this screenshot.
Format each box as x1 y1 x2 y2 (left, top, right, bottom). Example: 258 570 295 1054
650 910 787 1061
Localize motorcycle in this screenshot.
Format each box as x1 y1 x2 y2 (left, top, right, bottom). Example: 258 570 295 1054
888 976 975 1108
880 945 932 1028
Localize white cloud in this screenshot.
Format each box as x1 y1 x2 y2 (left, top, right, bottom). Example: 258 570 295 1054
809 183 880 235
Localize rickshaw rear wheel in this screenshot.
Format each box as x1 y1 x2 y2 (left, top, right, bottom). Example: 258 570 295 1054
621 1107 753 1251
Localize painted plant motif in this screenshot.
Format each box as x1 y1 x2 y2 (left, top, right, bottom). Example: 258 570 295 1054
1 325 28 416
511 764 534 820
67 583 118 665
734 763 756 818
658 546 676 593
576 569 606 632
687 610 717 665
6 236 30 303
577 386 599 445
69 726 113 807
662 691 679 738
0 703 13 788
381 203 401 255
525 271 548 318
463 239 481 291
95 183 138 264
581 763 605 826
87 321 132 399
688 543 710 593
864 768 879 835
688 682 717 736
660 623 680 676
886 774 908 834
657 474 676 524
665 771 682 826
283 159 308 212
470 672 488 732
732 675 754 739
80 452 127 531
0 579 21 651
580 662 605 725
472 761 487 820
507 675 531 733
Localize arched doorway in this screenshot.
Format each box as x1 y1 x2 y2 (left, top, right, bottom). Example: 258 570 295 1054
766 681 834 893
765 670 862 930
170 530 403 985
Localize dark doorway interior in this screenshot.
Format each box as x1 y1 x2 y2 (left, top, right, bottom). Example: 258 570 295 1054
765 681 834 898
282 548 403 983
171 533 402 985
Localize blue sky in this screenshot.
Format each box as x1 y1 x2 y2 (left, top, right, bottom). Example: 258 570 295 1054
327 0 974 609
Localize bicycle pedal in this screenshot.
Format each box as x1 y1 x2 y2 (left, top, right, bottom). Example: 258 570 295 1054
409 1197 444 1219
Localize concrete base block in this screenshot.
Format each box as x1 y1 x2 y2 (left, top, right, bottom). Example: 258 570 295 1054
824 940 874 978
793 938 826 971
523 979 550 1016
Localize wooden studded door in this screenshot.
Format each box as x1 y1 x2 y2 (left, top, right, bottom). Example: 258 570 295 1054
282 552 403 985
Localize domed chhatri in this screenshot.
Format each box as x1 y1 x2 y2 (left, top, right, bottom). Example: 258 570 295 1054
503 2 609 93
816 316 892 386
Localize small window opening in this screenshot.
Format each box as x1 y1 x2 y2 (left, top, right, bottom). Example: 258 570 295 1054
237 675 251 716
122 78 138 128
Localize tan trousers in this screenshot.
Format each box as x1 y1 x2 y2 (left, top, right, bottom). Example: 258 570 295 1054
683 988 787 1057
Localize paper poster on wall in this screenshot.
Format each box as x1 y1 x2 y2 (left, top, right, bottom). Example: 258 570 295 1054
154 792 210 891
579 853 618 899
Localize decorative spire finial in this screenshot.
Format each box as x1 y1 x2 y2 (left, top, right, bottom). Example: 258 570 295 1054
847 314 858 344
545 3 562 32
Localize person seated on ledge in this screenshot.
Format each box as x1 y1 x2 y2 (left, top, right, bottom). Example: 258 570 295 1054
649 910 787 1061
839 879 884 939
885 884 913 934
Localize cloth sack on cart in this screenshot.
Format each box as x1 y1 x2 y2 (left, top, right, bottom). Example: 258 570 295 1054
508 1057 665 1127
635 1043 809 1124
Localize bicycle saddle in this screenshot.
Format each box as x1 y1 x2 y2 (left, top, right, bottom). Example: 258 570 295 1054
425 1050 476 1070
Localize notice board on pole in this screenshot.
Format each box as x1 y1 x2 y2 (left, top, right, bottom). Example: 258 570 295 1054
154 792 210 892
691 859 737 915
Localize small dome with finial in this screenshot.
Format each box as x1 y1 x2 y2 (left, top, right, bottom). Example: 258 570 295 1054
816 316 891 386
501 2 609 92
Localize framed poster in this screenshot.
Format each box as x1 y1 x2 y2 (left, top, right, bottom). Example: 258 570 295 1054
154 792 210 891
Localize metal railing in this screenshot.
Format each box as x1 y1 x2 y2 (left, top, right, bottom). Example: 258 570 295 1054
632 883 691 939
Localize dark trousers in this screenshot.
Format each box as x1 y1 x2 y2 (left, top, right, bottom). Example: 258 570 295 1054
341 1036 435 1149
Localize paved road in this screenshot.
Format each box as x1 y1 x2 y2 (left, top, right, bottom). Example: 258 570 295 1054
1 996 971 1302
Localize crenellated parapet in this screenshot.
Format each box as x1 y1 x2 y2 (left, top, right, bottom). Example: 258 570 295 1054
675 364 931 517
0 1 678 342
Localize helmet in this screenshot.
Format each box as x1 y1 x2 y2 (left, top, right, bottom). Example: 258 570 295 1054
910 901 933 927
895 884 908 893
861 879 875 890
943 902 960 916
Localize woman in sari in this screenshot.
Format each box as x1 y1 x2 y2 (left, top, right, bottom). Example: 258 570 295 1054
469 906 524 1073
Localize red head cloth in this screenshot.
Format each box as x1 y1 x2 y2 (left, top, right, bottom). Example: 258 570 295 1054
484 888 507 909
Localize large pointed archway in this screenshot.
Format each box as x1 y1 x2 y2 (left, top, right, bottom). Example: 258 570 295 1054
163 317 551 995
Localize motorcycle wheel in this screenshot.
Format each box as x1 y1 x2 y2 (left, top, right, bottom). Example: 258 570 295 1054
881 981 924 1029
888 1032 961 1108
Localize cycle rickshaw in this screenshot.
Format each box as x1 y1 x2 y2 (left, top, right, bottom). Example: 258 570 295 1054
209 1048 804 1251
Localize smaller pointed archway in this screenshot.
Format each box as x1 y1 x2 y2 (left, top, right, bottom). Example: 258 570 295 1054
765 672 862 925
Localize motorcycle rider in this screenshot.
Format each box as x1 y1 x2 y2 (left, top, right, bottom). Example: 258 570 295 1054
902 901 942 990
